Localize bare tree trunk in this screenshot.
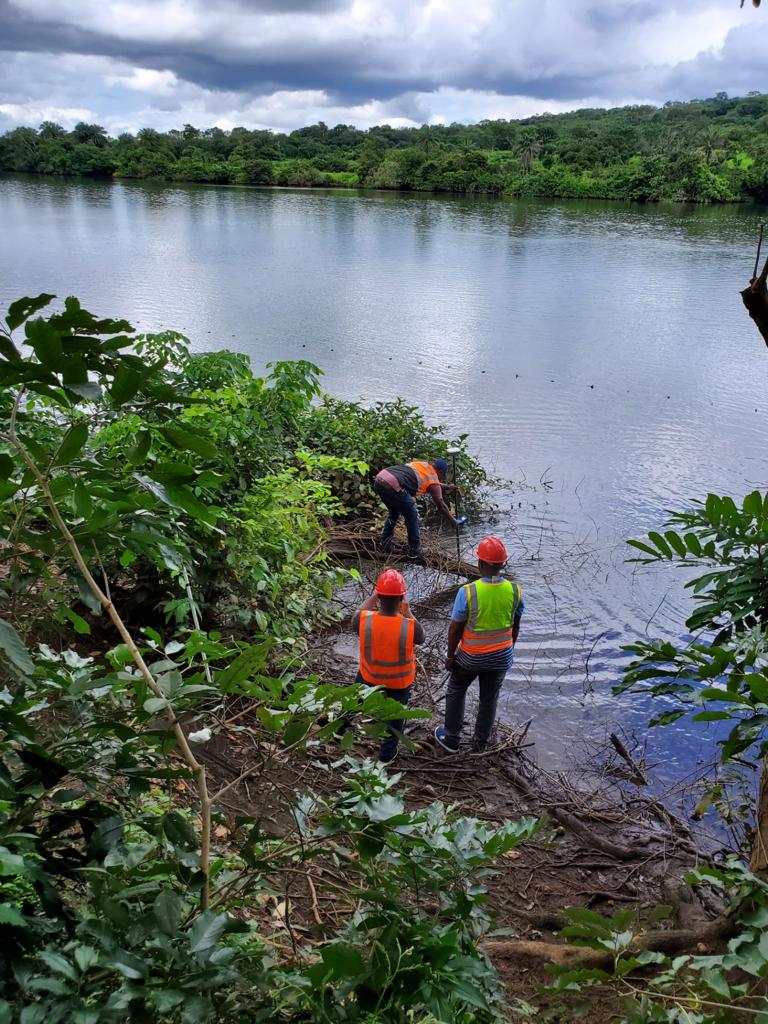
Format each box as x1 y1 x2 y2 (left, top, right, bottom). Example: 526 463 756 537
741 236 768 348
750 755 768 875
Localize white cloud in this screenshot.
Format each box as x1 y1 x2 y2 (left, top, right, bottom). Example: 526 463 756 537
0 102 94 128
1 0 766 134
104 67 179 96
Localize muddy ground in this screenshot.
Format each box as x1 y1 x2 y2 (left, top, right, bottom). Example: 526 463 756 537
197 627 732 1023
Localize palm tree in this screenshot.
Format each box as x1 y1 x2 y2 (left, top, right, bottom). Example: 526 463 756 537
39 121 65 140
699 126 724 165
72 122 108 147
518 139 541 173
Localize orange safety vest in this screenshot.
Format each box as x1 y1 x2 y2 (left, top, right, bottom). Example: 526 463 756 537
359 610 416 689
458 580 522 657
407 461 440 496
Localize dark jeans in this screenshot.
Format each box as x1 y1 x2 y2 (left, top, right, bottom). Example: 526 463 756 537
374 480 420 553
443 666 506 751
356 672 411 760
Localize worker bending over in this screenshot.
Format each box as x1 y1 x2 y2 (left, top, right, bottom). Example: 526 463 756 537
352 569 425 764
374 458 462 558
435 536 523 753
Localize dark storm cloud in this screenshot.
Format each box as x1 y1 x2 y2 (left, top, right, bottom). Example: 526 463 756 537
0 0 430 102
0 0 763 131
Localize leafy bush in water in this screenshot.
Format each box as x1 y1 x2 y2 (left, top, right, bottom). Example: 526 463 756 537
0 294 485 642
302 396 493 516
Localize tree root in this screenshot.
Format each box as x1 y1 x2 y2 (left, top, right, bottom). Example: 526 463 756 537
483 917 737 968
500 764 639 860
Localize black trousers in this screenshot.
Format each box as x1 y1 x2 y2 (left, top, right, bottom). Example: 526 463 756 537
443 666 506 750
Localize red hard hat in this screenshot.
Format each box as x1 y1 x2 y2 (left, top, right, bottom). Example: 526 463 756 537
375 569 407 596
476 535 508 563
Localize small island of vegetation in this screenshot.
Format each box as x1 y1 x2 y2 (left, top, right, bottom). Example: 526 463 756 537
3 91 768 203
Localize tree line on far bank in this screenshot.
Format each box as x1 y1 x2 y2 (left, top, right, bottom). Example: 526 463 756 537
2 91 768 203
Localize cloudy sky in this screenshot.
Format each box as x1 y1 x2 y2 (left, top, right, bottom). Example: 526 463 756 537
0 0 765 135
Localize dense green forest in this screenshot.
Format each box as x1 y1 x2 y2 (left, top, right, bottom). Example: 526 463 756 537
2 92 768 202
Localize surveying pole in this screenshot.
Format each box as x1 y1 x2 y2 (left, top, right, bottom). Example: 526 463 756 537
447 445 462 562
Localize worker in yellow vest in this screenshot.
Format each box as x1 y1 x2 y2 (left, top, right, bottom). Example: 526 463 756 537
352 568 425 763
374 458 464 558
435 535 523 753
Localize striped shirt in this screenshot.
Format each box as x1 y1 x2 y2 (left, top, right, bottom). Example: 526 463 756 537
451 577 524 672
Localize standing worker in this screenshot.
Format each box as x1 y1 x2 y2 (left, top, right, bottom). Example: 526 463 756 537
352 569 425 764
374 458 463 558
434 536 524 753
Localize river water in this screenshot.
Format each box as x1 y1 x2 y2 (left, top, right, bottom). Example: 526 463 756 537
2 175 766 796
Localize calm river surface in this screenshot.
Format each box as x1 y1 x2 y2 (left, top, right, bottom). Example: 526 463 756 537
2 175 766 797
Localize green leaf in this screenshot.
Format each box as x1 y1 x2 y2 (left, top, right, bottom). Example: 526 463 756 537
163 483 219 526
39 951 78 981
705 494 722 525
6 293 55 332
67 382 103 402
110 363 143 405
747 674 768 704
73 946 99 973
445 976 491 1012
153 889 182 936
743 491 763 518
189 911 229 956
664 531 687 557
73 480 93 519
0 847 28 876
127 430 152 466
561 907 612 933
20 1005 49 1023
0 904 26 927
283 714 311 747
135 474 219 526
144 697 169 714
700 967 731 999
215 642 272 691
647 531 672 558
62 606 90 635
319 942 365 980
26 319 65 370
161 425 218 460
54 422 88 465
162 812 198 851
684 532 703 556
104 951 147 980
0 618 34 675
627 539 662 559
0 335 21 361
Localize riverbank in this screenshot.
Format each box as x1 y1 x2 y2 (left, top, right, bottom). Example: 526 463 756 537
3 93 768 203
0 167 754 205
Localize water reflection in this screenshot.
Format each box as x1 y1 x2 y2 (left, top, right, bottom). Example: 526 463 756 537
1 173 765 788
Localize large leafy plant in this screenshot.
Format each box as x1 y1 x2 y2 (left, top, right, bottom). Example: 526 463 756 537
0 293 539 1022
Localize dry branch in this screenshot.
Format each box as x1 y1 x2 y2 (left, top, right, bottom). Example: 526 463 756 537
483 917 737 968
500 763 638 860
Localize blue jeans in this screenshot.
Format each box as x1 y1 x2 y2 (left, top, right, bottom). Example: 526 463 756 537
374 481 420 553
356 672 411 760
